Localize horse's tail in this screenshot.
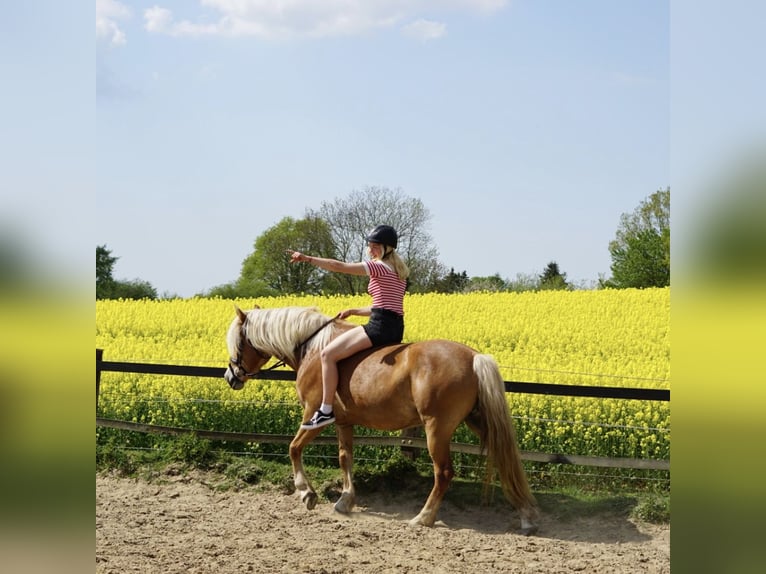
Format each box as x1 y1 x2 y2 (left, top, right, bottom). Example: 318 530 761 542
473 354 539 522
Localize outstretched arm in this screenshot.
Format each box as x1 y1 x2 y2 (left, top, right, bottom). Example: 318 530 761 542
287 250 367 276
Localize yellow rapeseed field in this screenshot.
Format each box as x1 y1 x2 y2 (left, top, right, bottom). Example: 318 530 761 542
96 288 669 461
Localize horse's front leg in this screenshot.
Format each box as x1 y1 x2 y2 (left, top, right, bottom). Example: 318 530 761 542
333 424 356 514
289 428 322 510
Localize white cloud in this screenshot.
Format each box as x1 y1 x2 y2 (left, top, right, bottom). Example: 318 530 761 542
142 0 507 39
144 6 174 34
402 19 447 42
96 0 131 46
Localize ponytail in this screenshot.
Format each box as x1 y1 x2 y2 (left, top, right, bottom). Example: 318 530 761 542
382 247 410 281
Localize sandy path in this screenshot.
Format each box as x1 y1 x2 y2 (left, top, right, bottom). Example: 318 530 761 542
96 472 669 573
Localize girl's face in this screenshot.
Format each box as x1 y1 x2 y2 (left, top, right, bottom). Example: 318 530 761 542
367 242 383 258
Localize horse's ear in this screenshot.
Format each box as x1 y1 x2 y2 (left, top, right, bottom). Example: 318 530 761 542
234 305 247 323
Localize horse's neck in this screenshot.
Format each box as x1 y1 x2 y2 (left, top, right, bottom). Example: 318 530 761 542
252 308 338 368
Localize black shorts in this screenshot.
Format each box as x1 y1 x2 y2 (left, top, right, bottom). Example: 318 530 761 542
363 308 404 347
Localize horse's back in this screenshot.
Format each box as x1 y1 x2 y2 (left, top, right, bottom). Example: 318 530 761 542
344 338 476 383
334 339 479 430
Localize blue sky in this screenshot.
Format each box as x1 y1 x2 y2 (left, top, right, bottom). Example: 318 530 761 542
93 0 670 297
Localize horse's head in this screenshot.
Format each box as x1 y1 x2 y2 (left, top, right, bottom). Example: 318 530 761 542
224 306 271 390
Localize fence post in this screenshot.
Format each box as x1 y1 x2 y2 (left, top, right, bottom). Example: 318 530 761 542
97 348 103 410
399 426 423 460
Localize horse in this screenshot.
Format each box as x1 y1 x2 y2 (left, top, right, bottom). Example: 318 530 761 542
224 305 539 534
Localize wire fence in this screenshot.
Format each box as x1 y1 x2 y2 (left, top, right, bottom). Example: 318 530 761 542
96 350 670 487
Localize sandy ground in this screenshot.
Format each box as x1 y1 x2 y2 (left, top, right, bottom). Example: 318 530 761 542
96 471 669 573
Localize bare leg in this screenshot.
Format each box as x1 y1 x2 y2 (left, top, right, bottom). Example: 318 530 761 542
319 326 372 406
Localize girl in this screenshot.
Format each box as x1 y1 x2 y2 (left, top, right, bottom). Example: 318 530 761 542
288 225 409 429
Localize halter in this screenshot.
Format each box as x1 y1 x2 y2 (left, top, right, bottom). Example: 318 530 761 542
228 323 270 379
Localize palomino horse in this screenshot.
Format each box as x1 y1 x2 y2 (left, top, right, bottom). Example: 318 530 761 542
224 305 539 534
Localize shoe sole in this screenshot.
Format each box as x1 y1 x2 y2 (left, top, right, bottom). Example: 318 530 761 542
300 417 335 430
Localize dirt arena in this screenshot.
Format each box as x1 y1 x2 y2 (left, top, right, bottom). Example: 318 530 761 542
96 471 669 573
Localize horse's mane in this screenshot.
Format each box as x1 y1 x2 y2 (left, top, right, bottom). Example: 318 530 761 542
241 306 343 367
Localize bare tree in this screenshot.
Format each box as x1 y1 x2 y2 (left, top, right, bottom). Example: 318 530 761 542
307 186 442 293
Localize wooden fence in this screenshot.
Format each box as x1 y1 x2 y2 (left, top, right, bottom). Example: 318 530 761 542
96 349 670 471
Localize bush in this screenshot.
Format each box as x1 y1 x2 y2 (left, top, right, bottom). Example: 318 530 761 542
161 433 216 468
632 492 670 523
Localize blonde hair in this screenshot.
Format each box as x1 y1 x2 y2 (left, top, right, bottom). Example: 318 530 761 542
379 247 410 281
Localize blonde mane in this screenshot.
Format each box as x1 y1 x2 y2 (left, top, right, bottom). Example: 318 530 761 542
240 306 343 367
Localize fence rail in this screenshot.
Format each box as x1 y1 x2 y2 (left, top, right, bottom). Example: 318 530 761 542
96 353 670 402
96 349 670 471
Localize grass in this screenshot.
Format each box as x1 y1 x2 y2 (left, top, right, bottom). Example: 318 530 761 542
96 434 670 525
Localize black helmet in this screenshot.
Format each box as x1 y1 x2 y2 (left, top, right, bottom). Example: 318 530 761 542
366 225 398 249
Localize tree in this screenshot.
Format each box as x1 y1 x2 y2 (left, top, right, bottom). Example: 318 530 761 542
237 216 336 296
308 186 443 293
97 245 118 299
111 279 158 300
604 187 670 289
96 244 158 300
506 272 539 293
432 268 469 293
465 274 507 292
538 261 570 291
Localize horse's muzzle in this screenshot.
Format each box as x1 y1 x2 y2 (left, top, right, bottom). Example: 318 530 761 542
224 366 245 390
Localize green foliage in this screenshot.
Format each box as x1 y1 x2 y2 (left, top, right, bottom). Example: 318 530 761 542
433 268 469 293
538 261 571 291
96 244 118 299
161 433 216 468
111 278 158 300
223 457 265 485
205 279 276 299
465 273 507 292
605 228 669 289
632 491 670 523
505 272 540 293
203 281 244 298
97 244 158 299
605 188 670 289
239 216 336 295
96 436 139 475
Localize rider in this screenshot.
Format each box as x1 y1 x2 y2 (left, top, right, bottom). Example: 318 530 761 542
288 224 409 429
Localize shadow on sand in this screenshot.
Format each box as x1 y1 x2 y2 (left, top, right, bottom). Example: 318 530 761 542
329 479 655 544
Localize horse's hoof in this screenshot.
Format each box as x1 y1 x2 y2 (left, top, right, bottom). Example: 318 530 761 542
333 500 349 514
408 516 434 528
302 491 317 510
520 525 539 536
334 495 354 514
520 515 538 536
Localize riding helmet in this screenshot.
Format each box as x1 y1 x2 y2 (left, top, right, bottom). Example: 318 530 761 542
366 225 398 249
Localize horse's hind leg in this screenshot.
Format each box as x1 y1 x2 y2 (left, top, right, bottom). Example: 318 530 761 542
333 425 356 514
409 421 456 527
289 429 321 510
